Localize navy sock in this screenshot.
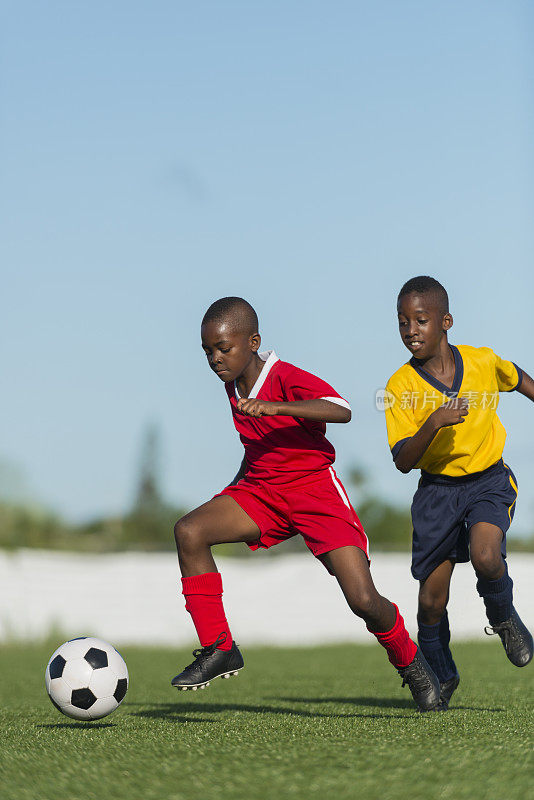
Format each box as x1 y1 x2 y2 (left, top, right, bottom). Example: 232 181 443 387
476 561 513 625
438 612 458 678
418 613 458 683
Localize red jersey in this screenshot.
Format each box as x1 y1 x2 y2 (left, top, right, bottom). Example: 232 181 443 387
225 351 350 484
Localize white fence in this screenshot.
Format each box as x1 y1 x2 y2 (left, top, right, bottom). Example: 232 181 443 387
1 549 532 646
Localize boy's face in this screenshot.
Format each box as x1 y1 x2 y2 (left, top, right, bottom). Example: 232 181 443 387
397 292 452 359
201 319 261 382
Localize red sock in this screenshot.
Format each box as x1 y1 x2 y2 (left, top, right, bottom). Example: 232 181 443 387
368 605 417 669
181 572 233 651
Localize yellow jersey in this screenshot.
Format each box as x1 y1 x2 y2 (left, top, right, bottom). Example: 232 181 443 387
384 344 522 476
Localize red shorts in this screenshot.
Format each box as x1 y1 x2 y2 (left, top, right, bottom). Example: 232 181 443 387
216 467 369 569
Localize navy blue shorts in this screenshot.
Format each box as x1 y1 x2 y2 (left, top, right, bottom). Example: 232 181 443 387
411 459 518 581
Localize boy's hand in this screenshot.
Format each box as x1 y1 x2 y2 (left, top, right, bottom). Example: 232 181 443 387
432 397 469 429
237 398 280 417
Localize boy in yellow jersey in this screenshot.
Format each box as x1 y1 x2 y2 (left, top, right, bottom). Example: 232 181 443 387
385 276 533 709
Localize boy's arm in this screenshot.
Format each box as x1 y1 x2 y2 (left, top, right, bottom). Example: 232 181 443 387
516 369 534 402
228 457 247 487
394 398 469 474
236 398 351 423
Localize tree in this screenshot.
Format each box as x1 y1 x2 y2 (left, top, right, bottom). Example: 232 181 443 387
133 423 164 516
120 422 186 549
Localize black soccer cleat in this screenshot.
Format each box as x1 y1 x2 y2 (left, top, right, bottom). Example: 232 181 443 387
438 673 460 710
485 608 533 668
171 637 244 691
397 647 441 712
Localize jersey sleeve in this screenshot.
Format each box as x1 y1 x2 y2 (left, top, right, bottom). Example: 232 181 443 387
283 365 351 410
384 377 419 459
491 350 523 392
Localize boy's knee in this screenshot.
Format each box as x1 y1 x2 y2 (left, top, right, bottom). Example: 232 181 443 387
174 514 206 553
418 587 447 624
471 547 503 580
348 589 379 620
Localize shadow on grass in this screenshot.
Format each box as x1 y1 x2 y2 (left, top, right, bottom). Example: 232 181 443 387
38 722 115 730
41 716 216 728
273 695 415 710
135 715 217 724
451 705 505 712
273 697 505 713
131 701 408 721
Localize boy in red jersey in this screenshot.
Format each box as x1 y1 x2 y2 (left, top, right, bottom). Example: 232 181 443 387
171 297 440 711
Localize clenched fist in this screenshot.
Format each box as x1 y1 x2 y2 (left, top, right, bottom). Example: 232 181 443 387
237 398 280 417
432 397 469 429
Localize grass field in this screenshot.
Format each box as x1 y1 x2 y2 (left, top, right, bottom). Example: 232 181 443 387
0 641 532 800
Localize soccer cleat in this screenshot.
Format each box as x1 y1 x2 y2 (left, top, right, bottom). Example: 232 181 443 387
485 608 533 667
438 673 460 710
397 647 441 712
171 635 244 690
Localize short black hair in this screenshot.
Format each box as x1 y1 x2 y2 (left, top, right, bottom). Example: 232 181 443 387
202 296 259 335
398 276 449 314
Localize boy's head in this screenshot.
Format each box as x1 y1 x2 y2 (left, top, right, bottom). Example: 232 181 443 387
201 297 261 381
397 276 452 359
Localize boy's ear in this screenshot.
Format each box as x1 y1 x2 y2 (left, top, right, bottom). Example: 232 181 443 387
250 332 261 352
443 313 453 332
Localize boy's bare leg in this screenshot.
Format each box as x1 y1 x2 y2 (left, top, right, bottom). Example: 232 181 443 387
321 546 396 631
418 560 454 626
174 495 261 576
470 521 533 667
469 521 505 581
321 545 440 711
171 495 260 689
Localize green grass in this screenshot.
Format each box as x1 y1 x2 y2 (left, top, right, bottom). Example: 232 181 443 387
0 642 532 800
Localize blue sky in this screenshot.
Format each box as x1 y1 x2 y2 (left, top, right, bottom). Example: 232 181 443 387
2 1 533 534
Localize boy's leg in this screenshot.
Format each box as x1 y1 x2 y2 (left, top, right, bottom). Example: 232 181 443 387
322 546 395 629
171 495 261 689
175 495 261 576
471 522 533 667
417 560 459 707
321 546 440 711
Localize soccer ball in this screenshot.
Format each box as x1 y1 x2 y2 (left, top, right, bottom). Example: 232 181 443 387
45 637 128 721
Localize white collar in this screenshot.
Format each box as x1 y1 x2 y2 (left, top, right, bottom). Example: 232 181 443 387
234 350 279 400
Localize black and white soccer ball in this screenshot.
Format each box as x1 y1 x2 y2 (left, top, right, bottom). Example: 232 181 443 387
45 637 129 720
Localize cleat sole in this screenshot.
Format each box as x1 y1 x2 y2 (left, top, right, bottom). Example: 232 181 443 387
172 666 243 691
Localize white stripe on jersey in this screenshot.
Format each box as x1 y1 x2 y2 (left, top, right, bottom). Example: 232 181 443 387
328 467 370 558
320 396 351 411
234 350 279 400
